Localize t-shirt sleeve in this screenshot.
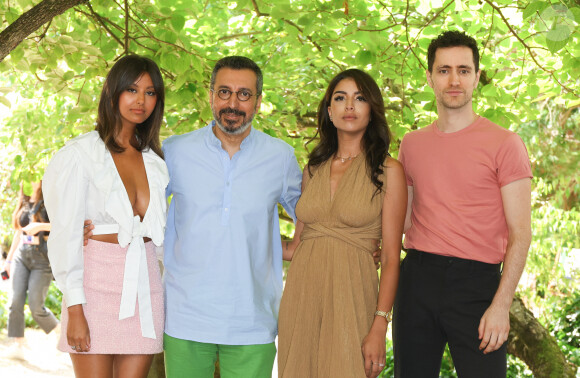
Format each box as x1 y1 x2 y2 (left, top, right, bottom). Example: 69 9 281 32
398 135 413 186
496 133 533 187
42 145 88 307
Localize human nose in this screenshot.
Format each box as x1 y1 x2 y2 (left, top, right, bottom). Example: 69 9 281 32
136 91 145 105
345 97 354 111
450 70 460 85
227 92 239 107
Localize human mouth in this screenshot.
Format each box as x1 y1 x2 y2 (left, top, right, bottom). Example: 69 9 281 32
220 108 246 118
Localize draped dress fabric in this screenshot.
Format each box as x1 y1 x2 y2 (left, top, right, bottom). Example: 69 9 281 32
278 154 386 378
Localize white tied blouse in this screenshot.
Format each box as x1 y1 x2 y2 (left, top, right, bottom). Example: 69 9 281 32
43 131 169 339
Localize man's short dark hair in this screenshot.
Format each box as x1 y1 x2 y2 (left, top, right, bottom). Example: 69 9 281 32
427 31 479 73
210 56 263 95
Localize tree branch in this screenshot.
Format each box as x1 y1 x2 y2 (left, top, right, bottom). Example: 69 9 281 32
250 1 345 70
484 0 576 95
83 3 125 48
124 0 129 54
0 0 88 62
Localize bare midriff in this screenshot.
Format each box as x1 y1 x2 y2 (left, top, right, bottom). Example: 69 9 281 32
91 234 151 244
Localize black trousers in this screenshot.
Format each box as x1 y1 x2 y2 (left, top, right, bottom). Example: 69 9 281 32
393 249 507 378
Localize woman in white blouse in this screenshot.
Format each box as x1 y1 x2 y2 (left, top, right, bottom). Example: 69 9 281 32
43 55 168 377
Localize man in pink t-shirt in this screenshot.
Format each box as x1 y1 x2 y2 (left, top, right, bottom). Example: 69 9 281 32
393 31 532 378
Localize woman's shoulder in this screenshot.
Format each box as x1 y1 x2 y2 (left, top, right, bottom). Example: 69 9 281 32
52 131 102 159
383 155 403 170
381 156 406 189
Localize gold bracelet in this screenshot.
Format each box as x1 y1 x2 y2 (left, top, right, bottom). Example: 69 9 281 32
374 310 392 322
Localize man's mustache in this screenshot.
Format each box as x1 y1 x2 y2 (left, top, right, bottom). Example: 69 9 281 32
219 108 246 117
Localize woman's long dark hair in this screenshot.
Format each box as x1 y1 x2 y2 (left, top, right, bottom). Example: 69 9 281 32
96 55 165 158
308 69 391 194
12 182 44 229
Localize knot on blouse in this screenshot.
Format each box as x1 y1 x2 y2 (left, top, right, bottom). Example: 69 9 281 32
93 216 156 339
300 221 381 254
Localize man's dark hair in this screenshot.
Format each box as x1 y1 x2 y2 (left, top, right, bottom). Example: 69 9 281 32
210 56 263 95
427 31 479 73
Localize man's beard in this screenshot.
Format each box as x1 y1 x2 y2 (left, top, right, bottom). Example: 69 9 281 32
213 107 254 135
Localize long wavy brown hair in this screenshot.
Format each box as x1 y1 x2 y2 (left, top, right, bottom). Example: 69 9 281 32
96 55 165 158
308 69 391 195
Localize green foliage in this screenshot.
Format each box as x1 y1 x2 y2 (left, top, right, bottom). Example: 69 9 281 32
0 289 7 329
0 281 62 329
0 0 579 371
548 292 580 366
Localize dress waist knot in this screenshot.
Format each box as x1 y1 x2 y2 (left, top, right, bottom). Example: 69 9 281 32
300 221 381 254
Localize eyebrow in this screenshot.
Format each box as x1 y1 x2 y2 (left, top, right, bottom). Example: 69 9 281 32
217 85 253 92
129 83 155 89
437 64 472 69
333 90 361 95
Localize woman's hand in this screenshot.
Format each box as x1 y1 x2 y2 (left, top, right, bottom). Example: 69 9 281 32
2 260 11 277
67 304 91 353
21 222 50 235
361 319 388 378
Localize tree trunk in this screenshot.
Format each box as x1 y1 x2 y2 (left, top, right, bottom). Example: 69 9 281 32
147 353 165 378
0 0 87 62
508 296 577 377
142 298 579 378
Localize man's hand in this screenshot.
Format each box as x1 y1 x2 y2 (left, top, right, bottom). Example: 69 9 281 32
83 220 94 246
372 242 381 269
478 302 510 354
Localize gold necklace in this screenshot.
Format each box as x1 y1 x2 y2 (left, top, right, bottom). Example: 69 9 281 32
334 153 358 163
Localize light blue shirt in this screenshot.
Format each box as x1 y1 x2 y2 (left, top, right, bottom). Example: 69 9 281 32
162 122 302 345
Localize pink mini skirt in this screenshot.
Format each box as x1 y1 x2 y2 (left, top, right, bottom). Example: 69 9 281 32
58 240 164 354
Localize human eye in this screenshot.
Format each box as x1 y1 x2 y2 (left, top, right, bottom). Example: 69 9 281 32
439 69 448 74
460 69 470 75
356 95 367 102
146 90 157 96
126 87 137 93
333 95 345 101
218 89 231 96
239 90 252 99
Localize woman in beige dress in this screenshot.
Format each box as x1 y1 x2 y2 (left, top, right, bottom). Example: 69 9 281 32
278 69 407 378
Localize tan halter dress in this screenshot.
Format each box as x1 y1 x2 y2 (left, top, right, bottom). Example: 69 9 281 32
278 154 385 377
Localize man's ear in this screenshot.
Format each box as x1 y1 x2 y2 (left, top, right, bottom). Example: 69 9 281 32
426 70 433 88
474 70 481 87
255 94 262 111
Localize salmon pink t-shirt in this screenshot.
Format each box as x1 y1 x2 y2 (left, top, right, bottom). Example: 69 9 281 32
399 117 532 264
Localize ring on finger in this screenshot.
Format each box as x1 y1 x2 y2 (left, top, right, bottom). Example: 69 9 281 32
71 345 76 350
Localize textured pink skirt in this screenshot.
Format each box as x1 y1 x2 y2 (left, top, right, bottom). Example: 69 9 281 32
58 240 164 354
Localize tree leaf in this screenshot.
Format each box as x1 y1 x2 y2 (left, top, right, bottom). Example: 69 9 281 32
0 96 11 109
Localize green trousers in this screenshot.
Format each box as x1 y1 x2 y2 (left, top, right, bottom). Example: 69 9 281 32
164 333 276 378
